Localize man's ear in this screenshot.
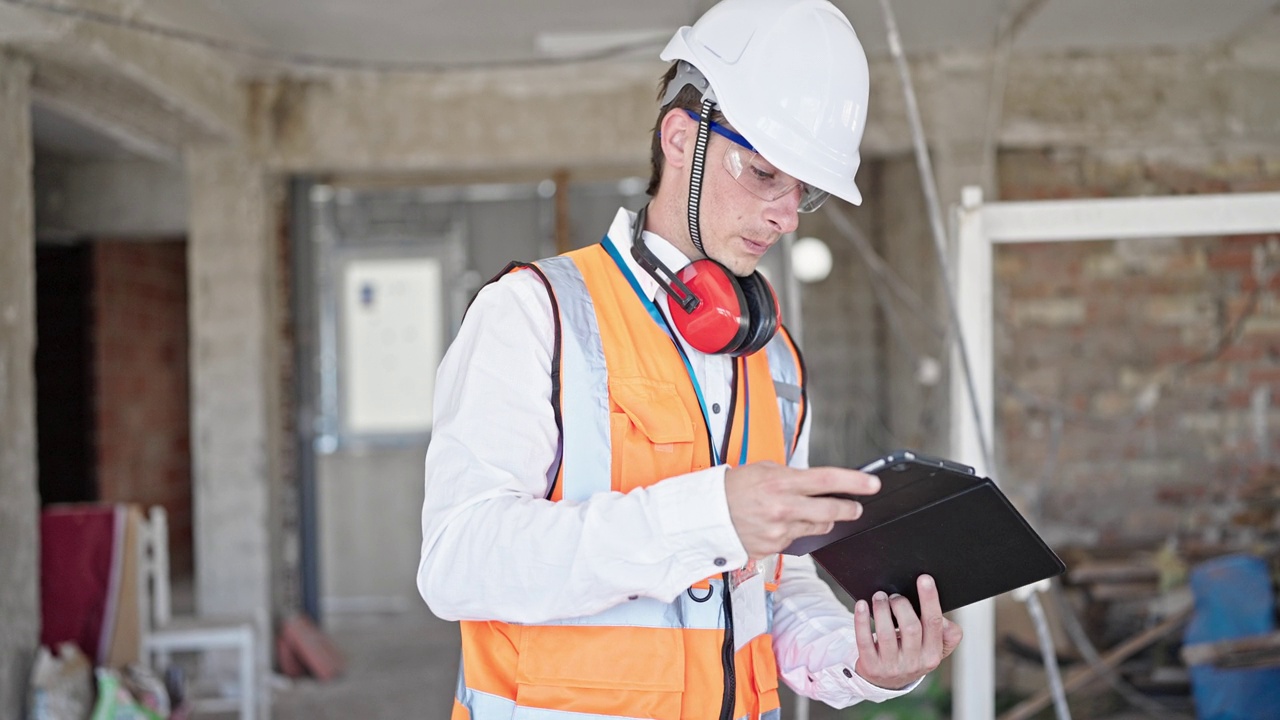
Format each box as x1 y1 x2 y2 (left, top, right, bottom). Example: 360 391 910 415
658 108 696 170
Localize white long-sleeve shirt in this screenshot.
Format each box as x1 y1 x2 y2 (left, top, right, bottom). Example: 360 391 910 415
418 207 913 707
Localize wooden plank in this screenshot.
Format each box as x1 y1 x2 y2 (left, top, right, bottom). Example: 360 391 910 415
1088 582 1159 601
998 607 1193 720
1067 560 1158 585
1182 630 1280 669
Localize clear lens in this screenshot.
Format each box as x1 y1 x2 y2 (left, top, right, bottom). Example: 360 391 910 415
722 145 828 213
798 187 829 213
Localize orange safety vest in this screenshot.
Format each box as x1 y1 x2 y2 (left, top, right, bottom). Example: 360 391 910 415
452 237 808 720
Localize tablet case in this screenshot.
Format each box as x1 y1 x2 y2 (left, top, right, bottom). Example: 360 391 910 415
784 451 1066 615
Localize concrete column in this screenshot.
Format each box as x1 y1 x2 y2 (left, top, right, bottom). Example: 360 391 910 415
185 145 275 654
0 54 39 719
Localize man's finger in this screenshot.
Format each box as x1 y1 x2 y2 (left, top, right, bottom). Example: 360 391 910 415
916 573 944 619
888 593 922 654
853 599 878 660
916 575 946 666
789 466 881 498
941 618 964 660
793 495 864 524
871 592 899 665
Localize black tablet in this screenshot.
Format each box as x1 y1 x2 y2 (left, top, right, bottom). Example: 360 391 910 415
784 450 1066 615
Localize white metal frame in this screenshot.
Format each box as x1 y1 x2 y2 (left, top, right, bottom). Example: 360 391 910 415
950 188 1280 719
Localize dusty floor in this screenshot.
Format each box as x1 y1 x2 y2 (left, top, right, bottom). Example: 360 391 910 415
270 608 461 720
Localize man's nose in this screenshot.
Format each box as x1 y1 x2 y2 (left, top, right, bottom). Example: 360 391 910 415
763 186 801 234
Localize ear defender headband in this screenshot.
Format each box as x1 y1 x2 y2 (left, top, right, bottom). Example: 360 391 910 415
629 205 781 357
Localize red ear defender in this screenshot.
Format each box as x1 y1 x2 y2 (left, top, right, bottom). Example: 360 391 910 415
664 258 750 355
734 271 781 356
626 204 781 356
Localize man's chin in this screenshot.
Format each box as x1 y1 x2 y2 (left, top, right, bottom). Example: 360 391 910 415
707 247 761 277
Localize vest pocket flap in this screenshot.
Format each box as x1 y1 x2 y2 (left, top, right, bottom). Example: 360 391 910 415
517 624 685 691
610 378 695 444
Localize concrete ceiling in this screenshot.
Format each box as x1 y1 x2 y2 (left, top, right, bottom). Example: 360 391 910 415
181 0 1279 66
31 103 146 161
27 0 1280 158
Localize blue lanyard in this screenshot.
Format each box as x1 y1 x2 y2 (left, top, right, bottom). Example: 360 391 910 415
602 235 752 467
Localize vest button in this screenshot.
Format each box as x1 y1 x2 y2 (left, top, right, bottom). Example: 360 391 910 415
714 557 727 567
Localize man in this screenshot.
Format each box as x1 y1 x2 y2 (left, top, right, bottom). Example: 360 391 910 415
418 0 962 717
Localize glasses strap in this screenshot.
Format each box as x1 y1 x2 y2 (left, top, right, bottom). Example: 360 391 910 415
687 97 715 256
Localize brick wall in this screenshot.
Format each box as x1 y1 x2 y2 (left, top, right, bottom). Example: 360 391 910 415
93 240 193 576
996 150 1280 550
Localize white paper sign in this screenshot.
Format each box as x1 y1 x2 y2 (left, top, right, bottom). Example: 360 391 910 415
341 258 443 435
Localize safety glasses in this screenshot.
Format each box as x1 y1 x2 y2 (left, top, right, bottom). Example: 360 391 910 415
685 110 830 213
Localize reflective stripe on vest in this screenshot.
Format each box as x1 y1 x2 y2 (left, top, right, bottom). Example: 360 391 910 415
535 255 613 502
764 331 805 465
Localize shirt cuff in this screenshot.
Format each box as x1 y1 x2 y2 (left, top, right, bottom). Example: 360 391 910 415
649 465 747 579
816 663 923 704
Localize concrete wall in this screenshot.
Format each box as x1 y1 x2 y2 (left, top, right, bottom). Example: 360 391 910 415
248 64 662 174
35 158 188 239
0 54 39 719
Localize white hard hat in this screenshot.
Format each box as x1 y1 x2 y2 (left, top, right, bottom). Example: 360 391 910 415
661 0 870 206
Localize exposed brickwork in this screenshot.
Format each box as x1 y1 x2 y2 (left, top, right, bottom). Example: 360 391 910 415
997 149 1280 550
92 240 193 576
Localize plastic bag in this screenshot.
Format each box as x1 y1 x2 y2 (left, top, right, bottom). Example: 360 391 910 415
121 664 170 719
88 668 162 720
28 643 94 720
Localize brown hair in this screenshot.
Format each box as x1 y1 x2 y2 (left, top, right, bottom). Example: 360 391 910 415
646 63 727 197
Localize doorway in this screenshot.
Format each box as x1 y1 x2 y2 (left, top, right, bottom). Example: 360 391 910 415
34 239 196 578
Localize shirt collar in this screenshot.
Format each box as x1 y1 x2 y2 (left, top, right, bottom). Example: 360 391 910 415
605 206 696 302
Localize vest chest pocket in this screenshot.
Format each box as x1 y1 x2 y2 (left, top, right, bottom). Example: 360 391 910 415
609 378 698 493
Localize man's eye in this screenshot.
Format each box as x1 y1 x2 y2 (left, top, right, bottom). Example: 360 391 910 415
750 166 775 181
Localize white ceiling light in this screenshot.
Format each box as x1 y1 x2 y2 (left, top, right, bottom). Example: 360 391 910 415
791 236 833 283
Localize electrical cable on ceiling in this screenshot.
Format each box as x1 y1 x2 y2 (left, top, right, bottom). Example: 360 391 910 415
1 0 666 73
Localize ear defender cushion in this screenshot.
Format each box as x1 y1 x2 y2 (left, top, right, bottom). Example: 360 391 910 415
733 271 781 356
666 258 750 355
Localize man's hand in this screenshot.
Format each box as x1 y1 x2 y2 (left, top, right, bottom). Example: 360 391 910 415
724 462 880 559
853 574 963 690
